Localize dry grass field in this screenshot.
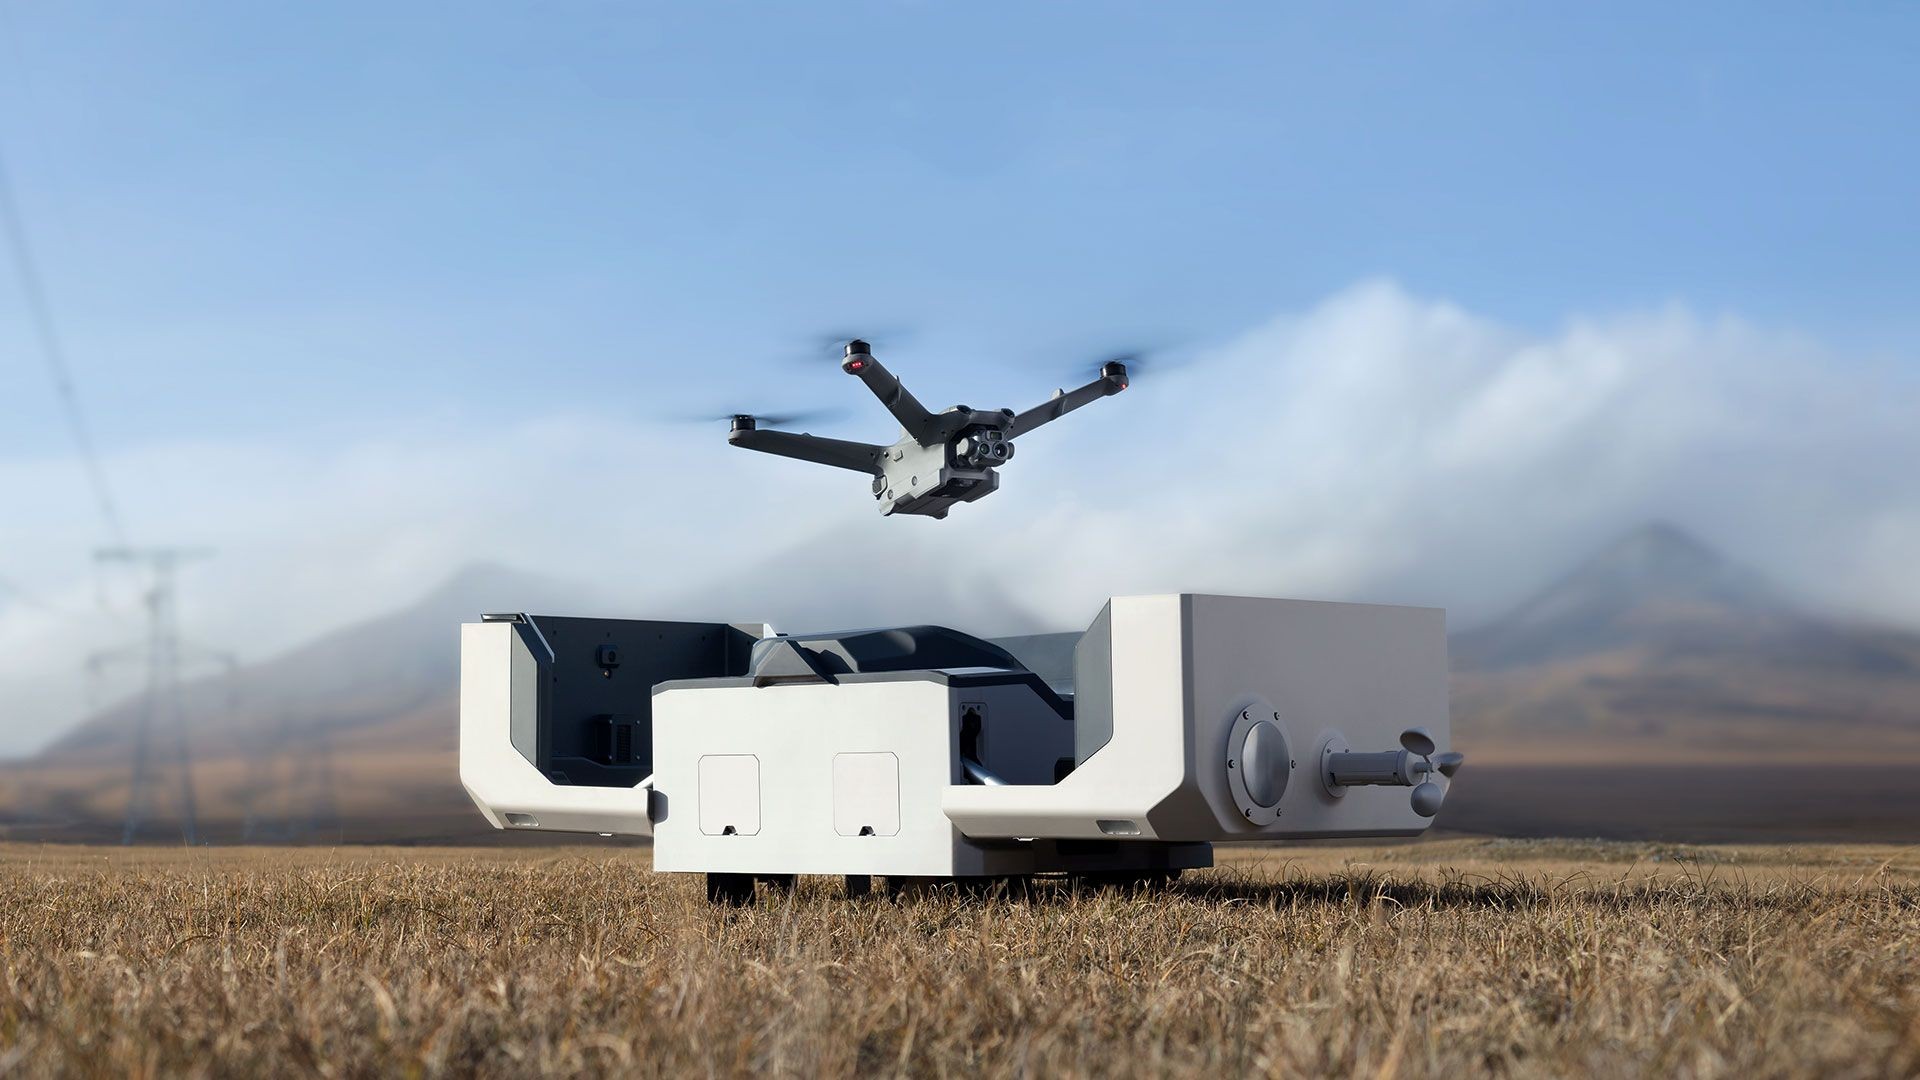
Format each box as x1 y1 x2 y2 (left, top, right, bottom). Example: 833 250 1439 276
2 840 1917 1078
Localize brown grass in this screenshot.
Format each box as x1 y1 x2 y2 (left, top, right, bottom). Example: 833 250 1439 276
2 840 1916 1078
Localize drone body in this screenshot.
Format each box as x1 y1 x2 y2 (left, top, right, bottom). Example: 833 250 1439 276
727 340 1130 518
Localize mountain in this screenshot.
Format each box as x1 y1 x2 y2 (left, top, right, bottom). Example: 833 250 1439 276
0 541 1062 842
2 563 589 841
1452 523 1790 668
39 563 584 762
5 523 1920 842
674 522 1058 639
1451 523 1920 764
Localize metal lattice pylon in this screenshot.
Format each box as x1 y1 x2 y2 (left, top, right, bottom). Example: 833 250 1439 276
92 547 218 845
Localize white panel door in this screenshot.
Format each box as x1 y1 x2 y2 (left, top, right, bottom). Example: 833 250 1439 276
698 754 761 836
832 752 901 836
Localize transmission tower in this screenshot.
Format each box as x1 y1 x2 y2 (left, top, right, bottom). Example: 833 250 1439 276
293 727 341 841
92 546 218 845
239 714 339 843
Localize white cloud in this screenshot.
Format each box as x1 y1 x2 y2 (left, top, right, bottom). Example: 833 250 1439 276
3 280 1916 754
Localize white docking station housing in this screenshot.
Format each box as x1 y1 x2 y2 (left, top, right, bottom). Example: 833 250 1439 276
460 594 1458 902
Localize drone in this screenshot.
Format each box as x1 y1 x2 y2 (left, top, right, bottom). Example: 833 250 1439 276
726 339 1131 518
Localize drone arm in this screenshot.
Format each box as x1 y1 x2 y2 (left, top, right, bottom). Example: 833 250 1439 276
1006 361 1129 439
841 349 938 444
728 426 886 475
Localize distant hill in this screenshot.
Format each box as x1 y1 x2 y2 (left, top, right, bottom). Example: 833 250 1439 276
5 523 1919 842
1451 523 1920 763
676 522 1056 638
40 563 584 763
1452 523 1791 668
2 564 588 842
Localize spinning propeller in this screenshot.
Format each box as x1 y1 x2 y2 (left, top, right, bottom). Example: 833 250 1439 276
677 408 846 427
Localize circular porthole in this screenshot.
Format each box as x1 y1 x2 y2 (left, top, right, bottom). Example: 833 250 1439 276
1225 696 1291 827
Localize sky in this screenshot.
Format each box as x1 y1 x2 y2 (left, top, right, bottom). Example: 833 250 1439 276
2 3 1917 754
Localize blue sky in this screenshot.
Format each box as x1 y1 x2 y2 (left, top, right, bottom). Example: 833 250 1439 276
3 2 1915 452
3 3 1920 752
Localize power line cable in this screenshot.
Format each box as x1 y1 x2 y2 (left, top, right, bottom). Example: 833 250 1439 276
0 146 128 546
1 82 226 842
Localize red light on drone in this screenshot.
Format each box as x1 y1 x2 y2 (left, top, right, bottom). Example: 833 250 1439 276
847 359 867 372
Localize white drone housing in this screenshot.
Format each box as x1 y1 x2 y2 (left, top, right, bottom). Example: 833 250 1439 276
460 594 1457 903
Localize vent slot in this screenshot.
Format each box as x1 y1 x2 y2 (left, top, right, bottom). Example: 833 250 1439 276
598 715 639 766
